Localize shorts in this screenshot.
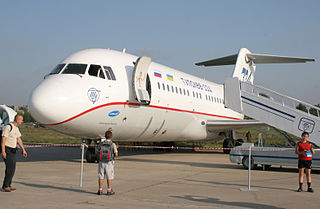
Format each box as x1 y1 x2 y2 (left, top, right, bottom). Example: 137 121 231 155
298 159 312 169
98 161 114 180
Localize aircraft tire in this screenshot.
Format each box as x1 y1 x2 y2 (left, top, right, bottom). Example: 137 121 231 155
223 138 235 154
86 147 97 163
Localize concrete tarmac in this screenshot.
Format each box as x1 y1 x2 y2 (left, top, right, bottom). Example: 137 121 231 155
0 147 320 209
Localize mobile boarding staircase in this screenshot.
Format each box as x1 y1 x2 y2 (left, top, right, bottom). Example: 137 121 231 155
224 77 320 147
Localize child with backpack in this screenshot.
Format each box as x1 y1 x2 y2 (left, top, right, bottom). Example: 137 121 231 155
96 130 118 195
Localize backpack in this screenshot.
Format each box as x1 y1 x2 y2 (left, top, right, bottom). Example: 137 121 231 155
0 124 13 152
98 140 114 162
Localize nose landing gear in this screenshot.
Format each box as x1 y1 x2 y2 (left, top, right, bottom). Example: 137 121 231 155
83 139 98 163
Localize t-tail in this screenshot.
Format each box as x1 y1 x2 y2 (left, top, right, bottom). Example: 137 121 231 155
195 48 315 84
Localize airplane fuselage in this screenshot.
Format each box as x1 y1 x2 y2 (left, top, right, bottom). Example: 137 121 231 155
29 49 243 142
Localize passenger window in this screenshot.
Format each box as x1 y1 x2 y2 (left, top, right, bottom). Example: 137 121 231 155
158 82 160 89
89 65 104 78
193 92 195 97
167 85 170 92
171 86 174 92
187 90 189 96
103 66 116 80
196 92 199 98
62 64 87 74
49 64 65 75
199 93 202 99
179 88 182 94
175 87 178 94
162 83 165 90
183 89 186 95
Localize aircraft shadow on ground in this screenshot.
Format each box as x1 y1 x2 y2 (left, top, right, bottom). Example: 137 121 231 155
170 195 285 209
0 147 223 163
0 147 82 163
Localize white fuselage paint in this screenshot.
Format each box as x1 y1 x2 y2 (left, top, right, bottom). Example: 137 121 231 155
29 49 243 142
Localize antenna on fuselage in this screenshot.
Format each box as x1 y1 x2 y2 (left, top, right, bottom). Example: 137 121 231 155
122 48 126 53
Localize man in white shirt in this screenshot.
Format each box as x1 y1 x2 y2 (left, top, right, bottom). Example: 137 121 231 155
1 115 27 192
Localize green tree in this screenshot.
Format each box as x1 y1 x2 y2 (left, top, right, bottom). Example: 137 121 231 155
22 107 35 122
296 103 308 113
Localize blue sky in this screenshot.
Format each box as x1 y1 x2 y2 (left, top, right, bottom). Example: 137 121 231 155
1 0 319 105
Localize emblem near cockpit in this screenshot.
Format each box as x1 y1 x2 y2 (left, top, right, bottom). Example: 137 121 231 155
87 88 101 104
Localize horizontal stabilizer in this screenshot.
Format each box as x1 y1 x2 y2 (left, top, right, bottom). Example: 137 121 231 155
195 51 315 67
195 54 238 66
246 54 315 64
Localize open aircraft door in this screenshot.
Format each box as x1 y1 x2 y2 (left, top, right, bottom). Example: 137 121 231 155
132 56 152 105
0 104 17 129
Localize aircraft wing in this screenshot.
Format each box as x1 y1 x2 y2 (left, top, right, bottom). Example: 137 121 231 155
206 120 267 132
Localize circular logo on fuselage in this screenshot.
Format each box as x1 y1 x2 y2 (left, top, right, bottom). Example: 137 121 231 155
108 111 120 117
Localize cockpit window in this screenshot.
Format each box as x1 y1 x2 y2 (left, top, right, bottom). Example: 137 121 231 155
99 70 105 79
62 64 87 74
49 64 65 75
103 66 116 80
88 64 105 79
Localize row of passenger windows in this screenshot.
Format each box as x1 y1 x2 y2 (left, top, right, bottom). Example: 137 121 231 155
49 63 116 80
157 82 224 104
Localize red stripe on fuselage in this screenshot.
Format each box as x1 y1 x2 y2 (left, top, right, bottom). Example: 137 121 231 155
42 102 241 126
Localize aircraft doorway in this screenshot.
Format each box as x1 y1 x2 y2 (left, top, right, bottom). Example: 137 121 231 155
133 56 152 105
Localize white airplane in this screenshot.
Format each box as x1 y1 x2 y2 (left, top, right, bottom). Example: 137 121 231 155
28 48 314 161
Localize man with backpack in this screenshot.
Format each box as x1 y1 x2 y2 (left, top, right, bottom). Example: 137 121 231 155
96 130 118 195
1 115 27 192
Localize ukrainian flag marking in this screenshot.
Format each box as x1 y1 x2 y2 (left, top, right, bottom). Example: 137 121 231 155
167 74 173 81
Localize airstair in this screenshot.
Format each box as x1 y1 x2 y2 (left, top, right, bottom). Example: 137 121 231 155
224 77 320 146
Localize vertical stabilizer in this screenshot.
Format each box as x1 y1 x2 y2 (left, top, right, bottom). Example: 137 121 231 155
232 48 255 84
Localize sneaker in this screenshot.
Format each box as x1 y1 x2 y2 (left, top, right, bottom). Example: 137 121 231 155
308 188 314 193
97 190 103 195
2 187 11 192
297 188 303 192
106 190 115 195
9 187 16 191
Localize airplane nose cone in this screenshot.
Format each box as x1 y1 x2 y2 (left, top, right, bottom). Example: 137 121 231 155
29 75 84 125
29 77 64 124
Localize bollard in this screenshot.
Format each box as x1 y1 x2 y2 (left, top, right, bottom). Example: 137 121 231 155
240 144 257 191
73 142 87 188
79 143 85 187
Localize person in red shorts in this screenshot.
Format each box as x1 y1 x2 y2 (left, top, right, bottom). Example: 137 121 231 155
295 132 315 192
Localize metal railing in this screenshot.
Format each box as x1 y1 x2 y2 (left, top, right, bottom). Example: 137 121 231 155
241 82 320 118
